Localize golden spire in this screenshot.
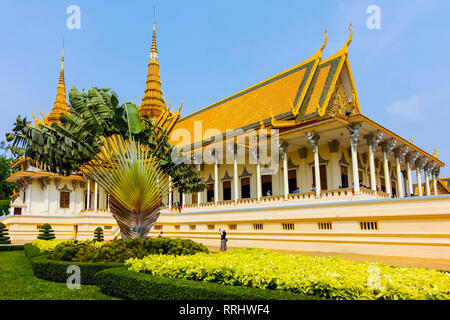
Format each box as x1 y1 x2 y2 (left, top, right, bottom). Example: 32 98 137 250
46 49 69 124
139 21 166 119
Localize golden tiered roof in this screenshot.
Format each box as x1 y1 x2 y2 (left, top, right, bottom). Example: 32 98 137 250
45 52 69 124
139 21 166 119
169 24 361 148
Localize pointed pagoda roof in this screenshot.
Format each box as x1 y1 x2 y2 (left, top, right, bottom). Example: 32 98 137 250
139 21 166 118
46 50 69 124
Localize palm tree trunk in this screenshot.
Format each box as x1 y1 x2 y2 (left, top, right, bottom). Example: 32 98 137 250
109 197 161 239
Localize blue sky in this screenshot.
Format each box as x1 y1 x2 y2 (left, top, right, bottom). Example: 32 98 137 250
0 0 449 177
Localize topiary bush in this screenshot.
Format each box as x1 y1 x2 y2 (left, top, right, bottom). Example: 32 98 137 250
0 222 11 244
24 243 46 259
30 255 122 284
37 223 55 240
94 227 104 242
52 237 209 262
94 268 318 300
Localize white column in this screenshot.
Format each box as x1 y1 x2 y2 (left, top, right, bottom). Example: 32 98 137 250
416 167 423 197
94 181 98 211
381 143 392 196
233 156 239 202
348 124 361 195
424 167 431 196
395 154 404 198
279 141 289 199
86 179 91 210
25 181 32 214
44 180 50 213
214 162 219 203
328 140 341 190
256 159 262 201
432 171 438 195
197 164 202 205
307 132 321 197
406 160 413 197
364 135 377 191
182 193 186 206
168 177 172 210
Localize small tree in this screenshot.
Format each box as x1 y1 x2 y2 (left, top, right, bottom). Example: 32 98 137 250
94 227 104 242
0 222 11 244
37 223 55 240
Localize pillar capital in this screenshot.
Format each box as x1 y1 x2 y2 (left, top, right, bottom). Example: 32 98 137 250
415 157 425 170
226 142 238 160
394 146 409 163
306 131 320 153
250 146 260 162
207 148 218 164
381 139 397 156
298 147 308 159
348 123 362 148
277 140 289 158
365 130 384 150
328 139 340 153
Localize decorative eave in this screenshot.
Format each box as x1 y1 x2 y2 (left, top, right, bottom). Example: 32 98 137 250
6 171 84 183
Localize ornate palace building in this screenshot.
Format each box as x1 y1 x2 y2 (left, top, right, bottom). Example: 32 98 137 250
3 24 450 261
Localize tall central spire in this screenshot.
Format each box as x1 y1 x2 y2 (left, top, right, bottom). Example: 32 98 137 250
139 21 165 118
46 49 69 124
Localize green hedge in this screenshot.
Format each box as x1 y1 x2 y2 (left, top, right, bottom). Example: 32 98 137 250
30 255 123 285
0 244 24 251
24 243 45 259
95 268 319 300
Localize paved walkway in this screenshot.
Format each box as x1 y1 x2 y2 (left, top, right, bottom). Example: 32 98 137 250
208 246 450 271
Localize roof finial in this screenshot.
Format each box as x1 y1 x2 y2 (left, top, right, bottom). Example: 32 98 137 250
320 28 328 52
346 22 353 47
150 20 158 60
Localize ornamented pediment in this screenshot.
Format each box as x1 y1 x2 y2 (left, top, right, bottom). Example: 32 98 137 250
288 158 298 169
239 166 252 178
205 174 214 184
60 185 71 192
308 154 329 166
221 170 233 182
339 153 349 166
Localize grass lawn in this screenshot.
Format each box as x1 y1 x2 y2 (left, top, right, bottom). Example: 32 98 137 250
0 251 118 300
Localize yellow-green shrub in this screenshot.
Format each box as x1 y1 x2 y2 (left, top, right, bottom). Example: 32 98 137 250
125 248 450 300
32 239 72 252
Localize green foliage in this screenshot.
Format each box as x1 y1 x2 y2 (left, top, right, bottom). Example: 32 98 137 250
37 223 56 240
0 141 17 216
6 87 205 194
126 248 450 300
30 255 123 285
32 239 72 252
94 267 318 300
0 222 11 244
94 227 104 242
52 238 209 262
24 243 46 258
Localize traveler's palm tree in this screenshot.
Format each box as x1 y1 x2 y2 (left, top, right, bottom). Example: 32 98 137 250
6 87 205 238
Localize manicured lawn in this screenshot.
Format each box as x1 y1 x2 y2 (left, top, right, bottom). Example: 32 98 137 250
0 251 118 300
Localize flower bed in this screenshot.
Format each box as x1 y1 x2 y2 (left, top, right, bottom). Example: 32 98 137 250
125 248 450 300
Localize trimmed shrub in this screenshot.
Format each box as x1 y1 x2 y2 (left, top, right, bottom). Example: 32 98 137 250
24 243 47 258
52 237 208 262
37 223 55 240
0 244 23 251
0 222 11 244
94 227 104 242
32 239 71 252
30 255 123 285
94 268 318 300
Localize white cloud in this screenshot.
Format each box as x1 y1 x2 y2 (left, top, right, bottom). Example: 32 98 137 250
386 94 423 120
